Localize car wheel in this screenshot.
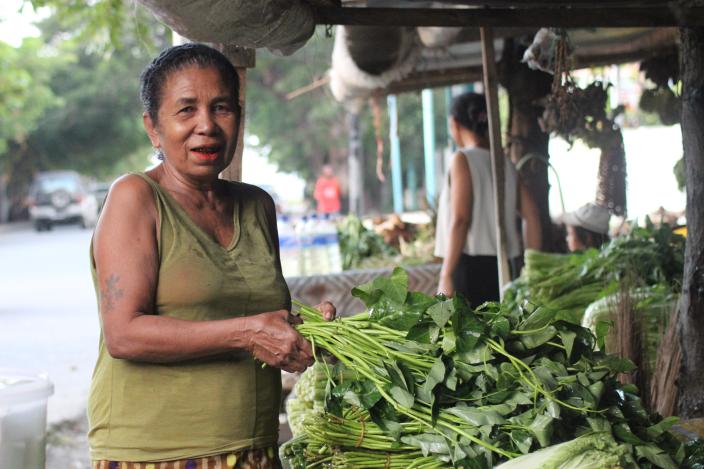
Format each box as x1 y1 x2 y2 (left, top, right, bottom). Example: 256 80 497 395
34 220 52 232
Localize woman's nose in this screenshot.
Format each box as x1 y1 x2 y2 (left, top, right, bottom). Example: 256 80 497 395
194 109 217 134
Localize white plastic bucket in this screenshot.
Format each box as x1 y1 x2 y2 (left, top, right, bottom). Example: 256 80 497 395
0 368 54 469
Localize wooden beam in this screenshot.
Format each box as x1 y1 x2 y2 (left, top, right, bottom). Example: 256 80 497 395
347 0 672 7
480 26 511 295
313 6 704 27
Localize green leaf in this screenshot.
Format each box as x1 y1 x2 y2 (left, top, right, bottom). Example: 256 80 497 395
446 406 505 426
559 329 577 359
510 429 534 454
453 307 486 353
587 417 612 433
456 343 494 365
517 306 556 331
369 399 403 440
529 413 554 447
614 422 646 445
519 325 558 349
490 317 511 338
401 433 452 457
389 385 415 408
442 328 457 354
351 267 408 307
635 444 679 469
341 379 382 410
387 267 410 303
646 416 679 439
428 300 454 328
595 320 613 350
445 366 458 391
598 355 637 374
418 358 446 404
406 319 434 343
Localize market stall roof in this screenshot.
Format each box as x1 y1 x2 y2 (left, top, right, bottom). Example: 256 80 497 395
137 0 702 55
138 0 693 103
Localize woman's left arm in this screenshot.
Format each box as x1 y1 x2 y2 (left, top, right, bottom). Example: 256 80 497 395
518 180 542 250
438 152 473 297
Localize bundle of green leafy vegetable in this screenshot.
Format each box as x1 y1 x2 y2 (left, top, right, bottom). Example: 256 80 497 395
282 267 696 469
337 214 399 270
506 220 685 324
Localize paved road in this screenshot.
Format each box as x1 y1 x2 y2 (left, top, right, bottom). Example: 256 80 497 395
0 223 99 424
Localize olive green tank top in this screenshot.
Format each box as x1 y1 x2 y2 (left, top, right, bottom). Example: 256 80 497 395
87 173 290 462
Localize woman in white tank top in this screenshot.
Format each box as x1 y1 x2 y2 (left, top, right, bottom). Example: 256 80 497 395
435 92 541 306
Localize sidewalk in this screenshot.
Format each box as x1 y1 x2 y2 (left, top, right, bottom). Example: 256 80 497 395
0 221 31 234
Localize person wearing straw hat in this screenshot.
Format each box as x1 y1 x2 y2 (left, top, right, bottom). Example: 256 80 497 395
563 202 611 252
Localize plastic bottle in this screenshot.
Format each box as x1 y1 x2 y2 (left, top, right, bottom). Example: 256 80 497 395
307 213 326 275
296 215 311 276
320 213 342 273
277 215 300 278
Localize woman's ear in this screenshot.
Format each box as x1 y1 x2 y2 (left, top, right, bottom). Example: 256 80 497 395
142 112 160 148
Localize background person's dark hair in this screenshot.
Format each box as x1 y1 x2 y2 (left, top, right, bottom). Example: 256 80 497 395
450 92 489 137
573 225 610 249
139 43 240 125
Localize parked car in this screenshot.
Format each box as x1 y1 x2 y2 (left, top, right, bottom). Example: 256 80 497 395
27 171 99 231
92 182 112 213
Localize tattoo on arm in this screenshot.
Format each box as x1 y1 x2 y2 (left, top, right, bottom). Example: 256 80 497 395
100 274 124 314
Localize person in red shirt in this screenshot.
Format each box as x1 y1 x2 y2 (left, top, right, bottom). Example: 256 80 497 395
313 164 341 215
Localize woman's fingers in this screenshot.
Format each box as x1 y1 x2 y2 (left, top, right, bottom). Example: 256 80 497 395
248 309 315 371
315 301 336 321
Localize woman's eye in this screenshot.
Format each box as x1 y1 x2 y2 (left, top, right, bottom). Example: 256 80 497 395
178 106 194 114
214 103 232 113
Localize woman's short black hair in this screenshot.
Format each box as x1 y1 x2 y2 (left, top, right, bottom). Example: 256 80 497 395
450 92 489 137
139 43 240 123
573 225 610 249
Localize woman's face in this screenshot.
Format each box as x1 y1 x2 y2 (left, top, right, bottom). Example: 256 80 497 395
144 65 239 181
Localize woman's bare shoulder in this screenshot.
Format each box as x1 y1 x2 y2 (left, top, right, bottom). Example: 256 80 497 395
100 173 158 223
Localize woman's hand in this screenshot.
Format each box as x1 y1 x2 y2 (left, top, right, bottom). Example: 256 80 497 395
245 310 314 373
315 301 336 321
438 273 455 297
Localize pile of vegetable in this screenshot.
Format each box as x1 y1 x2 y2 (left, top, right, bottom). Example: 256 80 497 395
506 220 685 325
337 214 399 270
282 267 700 469
337 214 435 271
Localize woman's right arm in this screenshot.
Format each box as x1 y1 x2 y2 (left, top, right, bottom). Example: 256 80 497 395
438 152 473 297
93 175 313 372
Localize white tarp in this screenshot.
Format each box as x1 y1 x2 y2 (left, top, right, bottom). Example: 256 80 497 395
137 0 316 55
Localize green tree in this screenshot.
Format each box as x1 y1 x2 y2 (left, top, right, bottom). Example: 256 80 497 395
0 4 169 218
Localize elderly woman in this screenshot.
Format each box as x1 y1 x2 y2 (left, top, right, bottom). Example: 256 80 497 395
89 43 334 469
435 92 541 306
563 202 611 251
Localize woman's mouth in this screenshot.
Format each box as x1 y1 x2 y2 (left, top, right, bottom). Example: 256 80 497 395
191 145 221 161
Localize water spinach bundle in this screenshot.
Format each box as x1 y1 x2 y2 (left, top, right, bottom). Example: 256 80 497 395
507 221 685 325
285 267 690 469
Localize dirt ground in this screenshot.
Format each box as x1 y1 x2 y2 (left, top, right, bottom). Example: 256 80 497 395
46 414 91 469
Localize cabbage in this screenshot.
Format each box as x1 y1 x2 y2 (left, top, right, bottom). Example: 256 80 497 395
494 433 637 469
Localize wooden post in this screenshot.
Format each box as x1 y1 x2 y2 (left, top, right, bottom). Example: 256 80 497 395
498 36 556 251
678 26 704 419
422 89 437 207
388 95 404 214
480 27 511 296
346 111 363 215
215 45 256 182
